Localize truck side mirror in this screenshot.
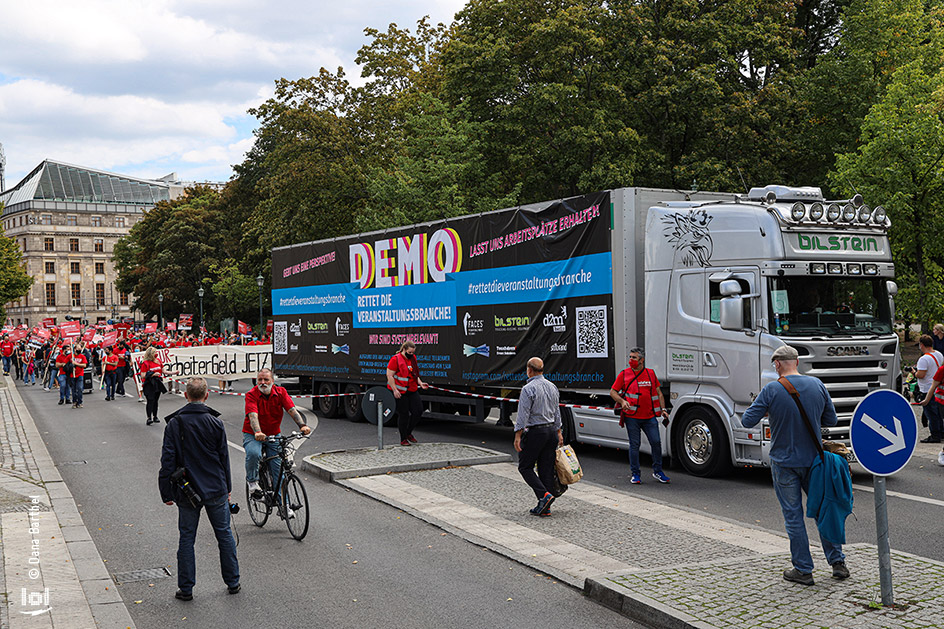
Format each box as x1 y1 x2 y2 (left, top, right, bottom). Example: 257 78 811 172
886 281 898 297
719 280 742 296
720 297 744 330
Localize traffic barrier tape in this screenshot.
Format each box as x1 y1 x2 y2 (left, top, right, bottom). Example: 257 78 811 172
427 385 618 412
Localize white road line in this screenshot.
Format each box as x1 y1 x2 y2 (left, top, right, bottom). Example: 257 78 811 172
853 484 944 508
228 441 245 452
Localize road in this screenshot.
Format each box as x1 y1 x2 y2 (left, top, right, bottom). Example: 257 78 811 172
18 380 643 629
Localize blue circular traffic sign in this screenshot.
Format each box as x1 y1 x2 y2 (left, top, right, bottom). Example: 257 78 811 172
850 389 917 476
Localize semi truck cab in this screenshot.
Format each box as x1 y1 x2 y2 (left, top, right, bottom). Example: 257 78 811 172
648 185 898 476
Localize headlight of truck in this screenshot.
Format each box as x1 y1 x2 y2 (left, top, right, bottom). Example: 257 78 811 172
827 263 843 274
826 203 841 222
842 203 856 222
858 205 872 222
863 264 878 275
791 202 806 221
811 263 827 274
847 263 862 275
808 202 824 221
873 206 887 224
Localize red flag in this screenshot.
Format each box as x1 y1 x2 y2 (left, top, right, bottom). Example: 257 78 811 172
82 328 95 342
42 317 56 328
59 321 81 339
102 331 118 347
266 319 273 334
237 320 250 335
144 322 158 333
9 329 28 342
166 321 176 331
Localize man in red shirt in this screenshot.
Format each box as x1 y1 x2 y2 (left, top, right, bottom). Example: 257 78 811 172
1 335 14 375
609 347 670 484
114 343 129 397
55 344 74 405
71 342 88 408
386 340 429 446
243 369 310 508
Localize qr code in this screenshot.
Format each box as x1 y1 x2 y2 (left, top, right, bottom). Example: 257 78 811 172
576 305 608 358
273 321 288 355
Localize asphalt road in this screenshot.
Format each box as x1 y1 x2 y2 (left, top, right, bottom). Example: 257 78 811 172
18 380 644 629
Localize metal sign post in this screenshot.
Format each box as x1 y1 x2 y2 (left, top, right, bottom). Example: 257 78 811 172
850 389 917 607
377 401 383 450
363 386 396 451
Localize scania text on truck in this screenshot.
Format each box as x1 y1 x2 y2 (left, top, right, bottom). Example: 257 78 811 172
271 185 897 476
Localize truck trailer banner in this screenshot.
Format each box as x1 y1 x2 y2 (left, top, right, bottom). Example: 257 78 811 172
271 191 615 389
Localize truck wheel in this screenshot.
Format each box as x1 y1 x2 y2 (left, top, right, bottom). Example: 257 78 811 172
674 406 732 477
343 384 365 422
561 407 576 444
315 382 340 418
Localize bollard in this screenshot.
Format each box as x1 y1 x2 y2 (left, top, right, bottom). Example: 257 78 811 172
873 475 894 605
378 401 384 451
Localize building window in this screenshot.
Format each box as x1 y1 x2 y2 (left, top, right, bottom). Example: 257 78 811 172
44 261 55 274
44 237 54 251
119 292 129 306
22 238 27 251
116 216 125 228
96 283 105 307
67 215 77 226
45 284 56 306
91 216 102 227
40 215 52 225
94 238 104 253
95 262 105 275
71 283 81 307
69 238 80 252
70 262 80 275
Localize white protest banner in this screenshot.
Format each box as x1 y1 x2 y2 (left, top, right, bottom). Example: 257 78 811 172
129 345 274 398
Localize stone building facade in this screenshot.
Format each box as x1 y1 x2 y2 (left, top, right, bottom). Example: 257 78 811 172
0 160 186 326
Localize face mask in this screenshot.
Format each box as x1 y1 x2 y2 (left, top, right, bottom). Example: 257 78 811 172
629 358 640 369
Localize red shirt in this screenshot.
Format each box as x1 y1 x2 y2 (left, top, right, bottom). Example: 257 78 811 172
115 348 127 367
139 360 163 379
57 352 73 376
0 341 13 357
387 353 419 392
612 368 661 419
72 354 87 378
104 355 119 372
243 385 295 435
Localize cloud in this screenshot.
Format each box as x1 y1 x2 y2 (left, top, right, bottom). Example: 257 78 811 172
0 0 468 187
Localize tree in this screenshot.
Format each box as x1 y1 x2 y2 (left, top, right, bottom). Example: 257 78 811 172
209 260 258 325
0 229 33 323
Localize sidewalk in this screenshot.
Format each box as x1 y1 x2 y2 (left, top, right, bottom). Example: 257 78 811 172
305 443 944 629
0 375 135 628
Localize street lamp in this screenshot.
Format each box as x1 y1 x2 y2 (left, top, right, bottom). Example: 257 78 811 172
197 286 204 335
256 274 264 335
158 293 164 329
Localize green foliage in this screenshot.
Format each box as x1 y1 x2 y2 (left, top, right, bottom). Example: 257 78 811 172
0 230 33 322
209 260 259 324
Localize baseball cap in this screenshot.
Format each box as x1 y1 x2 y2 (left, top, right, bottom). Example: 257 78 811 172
771 345 799 361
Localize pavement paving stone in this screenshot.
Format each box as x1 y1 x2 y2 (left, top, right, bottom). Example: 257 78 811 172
303 442 512 479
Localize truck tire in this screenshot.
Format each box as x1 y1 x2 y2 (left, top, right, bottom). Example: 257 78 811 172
314 381 340 418
342 384 365 422
674 406 732 477
561 407 576 444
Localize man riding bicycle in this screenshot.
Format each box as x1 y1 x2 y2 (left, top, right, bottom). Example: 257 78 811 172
243 369 310 514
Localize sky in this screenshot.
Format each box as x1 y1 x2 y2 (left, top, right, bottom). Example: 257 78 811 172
0 0 468 190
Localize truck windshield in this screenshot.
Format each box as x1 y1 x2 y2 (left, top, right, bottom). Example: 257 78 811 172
768 276 893 336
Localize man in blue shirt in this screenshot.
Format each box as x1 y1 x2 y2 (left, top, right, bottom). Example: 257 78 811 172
741 345 848 586
514 357 563 516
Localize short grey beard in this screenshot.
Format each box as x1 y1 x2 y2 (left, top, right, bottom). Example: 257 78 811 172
258 384 273 395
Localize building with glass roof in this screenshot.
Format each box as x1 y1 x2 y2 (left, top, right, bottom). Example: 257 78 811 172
0 160 191 326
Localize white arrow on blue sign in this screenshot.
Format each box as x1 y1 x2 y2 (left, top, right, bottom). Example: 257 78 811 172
850 389 917 476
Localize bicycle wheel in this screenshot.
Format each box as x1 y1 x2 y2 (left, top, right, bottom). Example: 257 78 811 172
246 464 271 527
282 473 309 540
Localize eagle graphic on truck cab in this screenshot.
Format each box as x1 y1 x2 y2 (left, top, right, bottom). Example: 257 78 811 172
662 209 713 267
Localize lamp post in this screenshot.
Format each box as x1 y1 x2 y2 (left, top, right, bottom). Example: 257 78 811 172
197 286 204 335
158 293 163 329
256 274 264 336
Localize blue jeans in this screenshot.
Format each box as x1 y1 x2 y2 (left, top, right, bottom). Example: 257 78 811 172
176 493 239 593
72 376 84 405
57 374 72 402
243 432 282 488
23 362 35 385
771 463 845 573
2 356 10 374
924 398 943 440
625 417 663 475
104 371 117 398
115 365 127 395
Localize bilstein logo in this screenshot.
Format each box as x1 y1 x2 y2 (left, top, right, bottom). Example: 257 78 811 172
543 306 567 332
826 346 869 356
495 315 531 329
289 318 302 337
798 234 879 252
335 317 350 336
463 312 484 336
463 343 489 357
307 321 328 334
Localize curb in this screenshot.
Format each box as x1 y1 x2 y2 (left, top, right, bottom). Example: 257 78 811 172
4 376 137 628
301 444 512 481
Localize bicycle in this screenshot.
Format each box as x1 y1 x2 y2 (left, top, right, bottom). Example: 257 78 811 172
245 431 310 540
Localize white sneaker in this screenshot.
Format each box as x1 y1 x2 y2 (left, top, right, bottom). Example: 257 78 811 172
284 507 295 519
248 482 263 498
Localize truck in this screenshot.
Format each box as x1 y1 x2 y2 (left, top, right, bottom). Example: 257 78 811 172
271 185 898 476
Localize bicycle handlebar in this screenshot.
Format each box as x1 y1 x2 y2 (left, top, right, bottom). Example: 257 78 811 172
264 431 310 443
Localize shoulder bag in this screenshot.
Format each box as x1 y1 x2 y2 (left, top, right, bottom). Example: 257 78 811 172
614 369 642 416
169 418 204 509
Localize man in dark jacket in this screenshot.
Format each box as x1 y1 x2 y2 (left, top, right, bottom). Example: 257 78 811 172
159 377 239 601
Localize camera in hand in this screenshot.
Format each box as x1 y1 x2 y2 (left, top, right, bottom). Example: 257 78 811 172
229 502 240 514
170 467 203 508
